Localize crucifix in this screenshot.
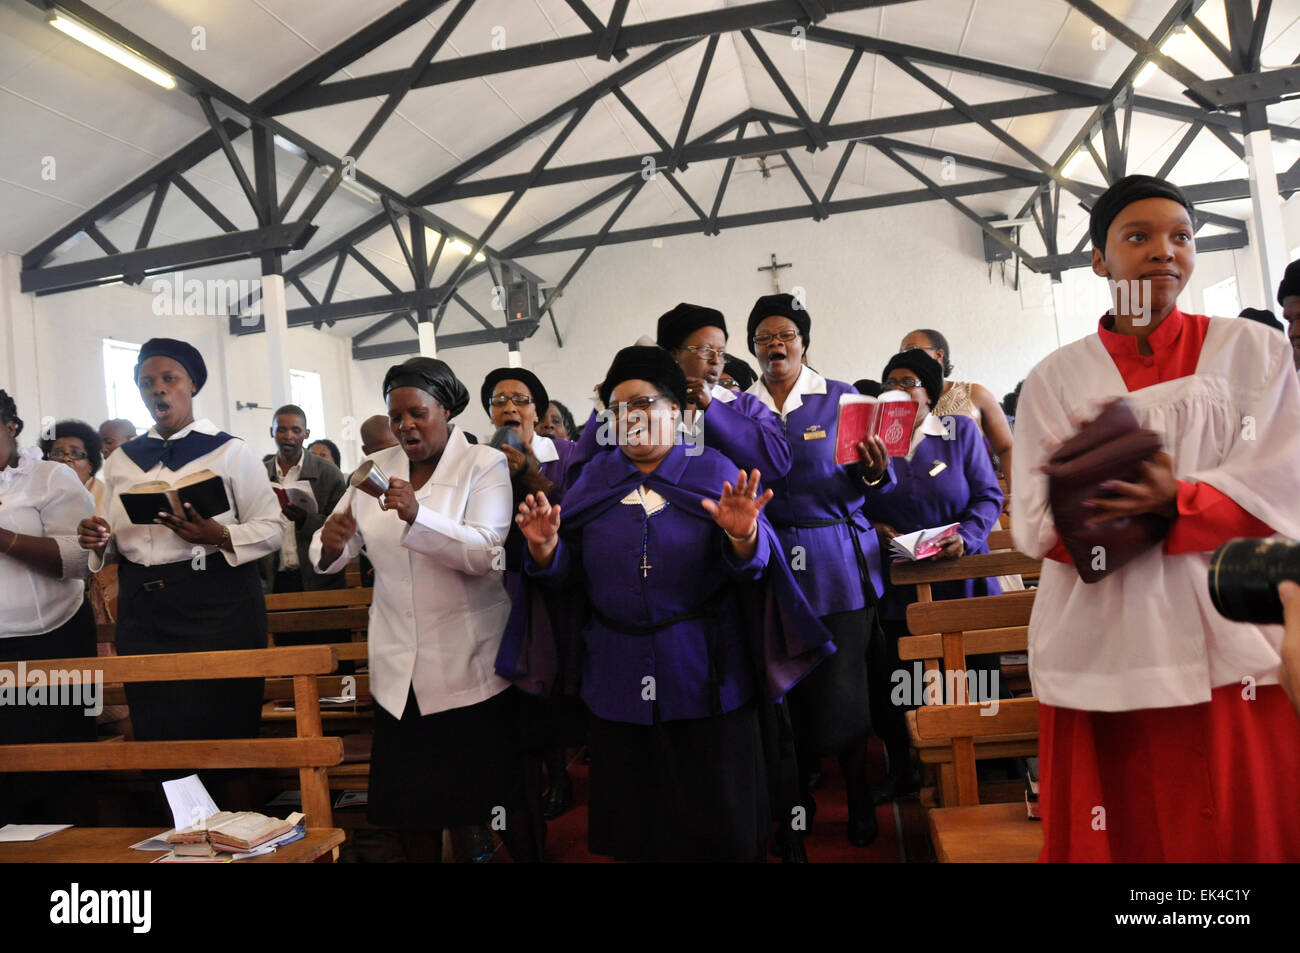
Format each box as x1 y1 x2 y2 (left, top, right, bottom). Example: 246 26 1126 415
639 552 652 578
757 252 792 293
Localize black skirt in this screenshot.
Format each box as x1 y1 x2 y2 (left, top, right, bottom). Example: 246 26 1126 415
368 685 526 830
0 599 98 823
588 703 768 863
785 607 875 755
115 558 267 747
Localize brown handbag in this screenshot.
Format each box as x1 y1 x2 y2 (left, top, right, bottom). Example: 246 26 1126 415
1044 399 1170 583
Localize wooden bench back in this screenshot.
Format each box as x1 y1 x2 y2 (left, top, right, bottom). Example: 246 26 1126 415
914 696 1040 805
901 589 1036 703
0 647 343 826
264 588 373 612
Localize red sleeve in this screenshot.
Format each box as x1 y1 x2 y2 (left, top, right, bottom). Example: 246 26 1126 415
1164 481 1274 555
1045 538 1072 564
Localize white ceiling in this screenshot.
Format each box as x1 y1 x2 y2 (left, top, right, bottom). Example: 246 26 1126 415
4 0 1300 350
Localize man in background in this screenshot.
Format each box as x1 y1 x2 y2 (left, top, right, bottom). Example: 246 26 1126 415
98 419 136 458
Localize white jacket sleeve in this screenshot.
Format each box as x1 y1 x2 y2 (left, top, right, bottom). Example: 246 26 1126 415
401 452 511 576
1010 362 1076 560
309 486 365 575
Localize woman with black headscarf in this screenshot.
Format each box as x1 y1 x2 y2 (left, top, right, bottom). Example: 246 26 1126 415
861 350 1004 801
76 338 281 807
745 293 893 850
310 356 538 862
500 345 833 862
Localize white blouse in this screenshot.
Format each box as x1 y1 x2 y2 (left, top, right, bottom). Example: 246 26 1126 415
1013 318 1300 712
310 429 513 718
0 447 93 638
91 419 281 571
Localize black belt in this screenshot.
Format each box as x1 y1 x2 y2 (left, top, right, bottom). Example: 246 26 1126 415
120 555 247 594
770 512 881 615
589 590 728 717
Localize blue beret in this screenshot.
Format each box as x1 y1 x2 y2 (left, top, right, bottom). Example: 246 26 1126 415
135 338 207 393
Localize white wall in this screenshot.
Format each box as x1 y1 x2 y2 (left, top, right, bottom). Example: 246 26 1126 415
5 178 1298 463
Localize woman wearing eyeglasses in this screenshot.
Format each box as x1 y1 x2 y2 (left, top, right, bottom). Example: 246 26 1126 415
745 293 893 851
481 367 582 831
860 350 1004 801
500 345 833 862
41 420 106 515
656 303 791 478
899 329 1014 506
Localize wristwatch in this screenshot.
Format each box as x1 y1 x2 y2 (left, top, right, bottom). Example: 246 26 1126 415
220 525 232 550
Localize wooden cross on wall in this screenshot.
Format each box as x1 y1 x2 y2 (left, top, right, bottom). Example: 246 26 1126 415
757 252 792 293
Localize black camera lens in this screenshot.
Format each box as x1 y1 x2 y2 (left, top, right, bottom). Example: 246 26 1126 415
1207 538 1300 626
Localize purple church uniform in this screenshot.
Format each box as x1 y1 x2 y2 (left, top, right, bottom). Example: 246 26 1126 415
861 413 1004 620
750 367 895 614
497 441 833 861
692 384 792 478
750 365 896 759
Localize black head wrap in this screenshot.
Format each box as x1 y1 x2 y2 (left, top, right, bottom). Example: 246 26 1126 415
1238 307 1284 332
382 356 469 418
722 354 757 391
1277 259 1300 305
480 367 549 417
656 303 727 350
882 350 944 407
598 346 688 410
1088 174 1195 252
853 379 882 398
746 293 811 355
136 337 207 393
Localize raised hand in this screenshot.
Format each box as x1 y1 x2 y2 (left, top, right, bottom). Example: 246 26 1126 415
320 504 358 556
700 469 773 542
517 491 561 567
77 515 111 555
381 477 419 524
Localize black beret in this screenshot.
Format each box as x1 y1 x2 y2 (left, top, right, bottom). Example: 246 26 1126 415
480 367 548 417
1277 259 1300 305
382 356 469 418
1088 174 1195 252
599 345 688 411
722 354 757 392
1238 307 1284 332
656 302 727 350
746 293 810 355
135 338 207 393
853 379 882 398
882 350 944 407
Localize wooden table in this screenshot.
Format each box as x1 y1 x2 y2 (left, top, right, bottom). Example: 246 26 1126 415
928 802 1043 863
0 828 345 863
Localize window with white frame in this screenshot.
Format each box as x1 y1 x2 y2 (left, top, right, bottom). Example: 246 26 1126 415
1202 276 1240 318
290 369 326 437
102 339 154 432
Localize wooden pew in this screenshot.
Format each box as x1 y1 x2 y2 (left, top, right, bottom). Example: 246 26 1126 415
0 646 346 862
915 696 1044 862
899 588 1038 806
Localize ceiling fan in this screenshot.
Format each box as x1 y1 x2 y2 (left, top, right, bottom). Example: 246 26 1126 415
735 150 788 179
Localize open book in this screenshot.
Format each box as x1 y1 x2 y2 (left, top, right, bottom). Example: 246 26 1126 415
119 469 230 523
165 810 302 851
833 392 919 463
273 479 317 514
889 522 961 561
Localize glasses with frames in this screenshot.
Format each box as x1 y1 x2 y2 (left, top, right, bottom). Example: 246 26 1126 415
900 344 938 355
752 329 800 347
676 344 725 362
49 449 89 461
608 394 670 416
488 394 534 407
882 378 925 391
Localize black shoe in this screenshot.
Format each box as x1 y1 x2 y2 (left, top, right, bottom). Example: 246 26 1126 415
871 769 922 805
847 809 879 847
780 837 808 863
542 770 573 820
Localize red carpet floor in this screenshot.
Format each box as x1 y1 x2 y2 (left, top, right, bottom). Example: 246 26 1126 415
495 738 904 863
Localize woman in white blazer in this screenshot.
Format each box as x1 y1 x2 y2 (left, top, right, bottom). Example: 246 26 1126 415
311 357 537 862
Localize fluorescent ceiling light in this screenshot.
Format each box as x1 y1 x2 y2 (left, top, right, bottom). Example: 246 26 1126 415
1134 27 1187 88
48 13 175 89
448 238 486 262
319 167 379 204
